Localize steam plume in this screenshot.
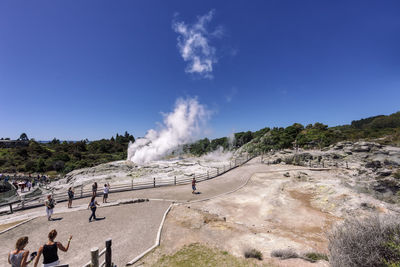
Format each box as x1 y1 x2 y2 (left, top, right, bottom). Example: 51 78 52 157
127 98 209 164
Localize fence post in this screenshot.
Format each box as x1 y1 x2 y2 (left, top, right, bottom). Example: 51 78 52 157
153 178 155 188
217 168 219 175
131 179 133 190
174 176 176 185
105 238 112 267
81 185 83 198
91 247 99 267
21 195 25 209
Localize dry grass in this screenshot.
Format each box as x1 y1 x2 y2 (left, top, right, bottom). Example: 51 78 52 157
244 248 263 260
328 214 400 267
271 248 298 259
150 243 271 267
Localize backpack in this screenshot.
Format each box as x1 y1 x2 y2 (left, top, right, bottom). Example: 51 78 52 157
48 199 55 209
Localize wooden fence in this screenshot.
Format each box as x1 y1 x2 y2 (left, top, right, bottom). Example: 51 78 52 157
0 155 255 213
84 238 113 267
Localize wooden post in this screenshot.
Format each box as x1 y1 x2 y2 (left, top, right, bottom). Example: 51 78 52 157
131 179 133 190
91 247 99 267
309 161 311 168
322 161 324 168
81 185 83 198
217 168 219 175
9 203 13 214
174 176 176 185
21 195 25 209
105 239 112 267
153 178 155 188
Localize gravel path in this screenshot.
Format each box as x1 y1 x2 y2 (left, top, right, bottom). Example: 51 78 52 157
0 200 171 266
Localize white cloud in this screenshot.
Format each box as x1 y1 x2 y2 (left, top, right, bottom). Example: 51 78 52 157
173 10 221 79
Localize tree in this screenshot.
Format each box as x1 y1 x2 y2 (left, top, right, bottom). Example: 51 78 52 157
19 133 29 141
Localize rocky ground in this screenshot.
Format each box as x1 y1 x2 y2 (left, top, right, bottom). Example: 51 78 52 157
49 151 234 192
135 142 400 266
260 141 400 205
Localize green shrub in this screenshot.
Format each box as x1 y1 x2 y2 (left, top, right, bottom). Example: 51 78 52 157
303 252 328 262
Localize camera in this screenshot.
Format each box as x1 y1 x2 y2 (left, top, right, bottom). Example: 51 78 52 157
30 251 37 260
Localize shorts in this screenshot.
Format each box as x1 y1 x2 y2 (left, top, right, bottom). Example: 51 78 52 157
192 185 196 190
46 207 53 217
103 193 108 198
43 260 59 267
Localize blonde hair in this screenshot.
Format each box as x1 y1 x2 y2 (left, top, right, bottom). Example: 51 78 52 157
15 236 28 250
48 229 57 241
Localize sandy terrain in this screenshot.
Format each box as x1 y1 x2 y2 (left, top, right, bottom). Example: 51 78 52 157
135 159 395 266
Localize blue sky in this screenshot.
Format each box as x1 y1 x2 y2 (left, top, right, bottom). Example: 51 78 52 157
1 0 399 140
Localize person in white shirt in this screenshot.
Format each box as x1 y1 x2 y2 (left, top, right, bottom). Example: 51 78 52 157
103 183 110 203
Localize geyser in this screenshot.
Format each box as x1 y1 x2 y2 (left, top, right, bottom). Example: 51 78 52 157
127 97 209 164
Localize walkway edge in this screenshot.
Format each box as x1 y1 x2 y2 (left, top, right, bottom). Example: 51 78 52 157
126 203 173 266
0 217 36 235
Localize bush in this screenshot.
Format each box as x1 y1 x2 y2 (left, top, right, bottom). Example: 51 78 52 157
303 252 329 262
328 214 400 267
271 248 298 259
244 248 263 260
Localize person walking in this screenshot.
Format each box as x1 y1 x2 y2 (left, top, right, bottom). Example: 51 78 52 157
192 177 197 194
45 195 56 221
92 182 98 197
102 183 110 203
34 229 72 267
27 181 32 191
88 196 100 222
67 187 74 208
8 236 35 267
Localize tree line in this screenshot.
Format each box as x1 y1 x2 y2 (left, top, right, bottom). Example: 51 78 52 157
1 111 399 175
0 132 134 175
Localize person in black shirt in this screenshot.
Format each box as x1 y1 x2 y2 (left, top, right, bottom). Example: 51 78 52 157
92 182 98 197
67 188 74 208
34 229 72 267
